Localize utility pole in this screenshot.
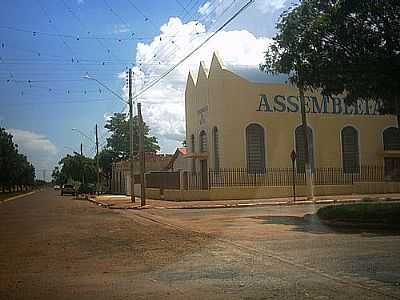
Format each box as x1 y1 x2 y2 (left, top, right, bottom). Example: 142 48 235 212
80 143 85 185
138 102 146 207
299 84 314 200
95 124 100 194
128 68 135 203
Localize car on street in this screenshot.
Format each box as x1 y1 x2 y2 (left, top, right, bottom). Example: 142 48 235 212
61 184 76 196
53 185 60 190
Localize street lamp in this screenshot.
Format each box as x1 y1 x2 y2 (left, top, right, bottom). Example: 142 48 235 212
83 72 135 203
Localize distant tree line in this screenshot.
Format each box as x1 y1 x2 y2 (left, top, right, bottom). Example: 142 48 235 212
0 128 35 192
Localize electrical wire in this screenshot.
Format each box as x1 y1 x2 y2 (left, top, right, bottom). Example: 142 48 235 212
133 0 255 101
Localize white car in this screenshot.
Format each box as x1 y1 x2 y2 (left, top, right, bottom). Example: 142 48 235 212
54 185 60 190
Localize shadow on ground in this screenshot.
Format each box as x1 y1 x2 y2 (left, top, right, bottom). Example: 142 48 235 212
248 214 400 236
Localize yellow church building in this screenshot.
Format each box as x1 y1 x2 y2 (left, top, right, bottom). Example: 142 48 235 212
178 52 400 200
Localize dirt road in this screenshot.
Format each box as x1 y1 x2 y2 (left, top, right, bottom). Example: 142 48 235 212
1 190 400 299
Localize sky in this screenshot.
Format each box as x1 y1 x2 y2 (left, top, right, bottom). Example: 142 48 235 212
0 0 293 181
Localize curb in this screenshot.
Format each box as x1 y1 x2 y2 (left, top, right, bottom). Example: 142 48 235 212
87 197 150 210
87 196 400 210
0 191 37 203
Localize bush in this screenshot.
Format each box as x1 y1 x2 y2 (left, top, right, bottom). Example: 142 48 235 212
317 203 400 225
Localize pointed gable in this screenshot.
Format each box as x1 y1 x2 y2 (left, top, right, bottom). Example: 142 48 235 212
196 61 209 86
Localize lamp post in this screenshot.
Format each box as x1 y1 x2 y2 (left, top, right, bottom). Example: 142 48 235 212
83 73 135 203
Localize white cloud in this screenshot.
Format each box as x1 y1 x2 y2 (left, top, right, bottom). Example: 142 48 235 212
256 0 287 13
7 128 58 175
198 0 287 18
198 1 212 15
123 17 272 153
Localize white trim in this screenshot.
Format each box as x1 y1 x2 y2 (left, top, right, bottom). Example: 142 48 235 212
339 124 361 173
243 121 267 170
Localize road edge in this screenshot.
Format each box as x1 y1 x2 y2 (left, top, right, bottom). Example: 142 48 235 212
0 191 37 203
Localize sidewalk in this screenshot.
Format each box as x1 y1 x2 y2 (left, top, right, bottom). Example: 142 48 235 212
88 193 400 210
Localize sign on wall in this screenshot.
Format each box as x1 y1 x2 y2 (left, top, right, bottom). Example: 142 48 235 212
257 94 383 116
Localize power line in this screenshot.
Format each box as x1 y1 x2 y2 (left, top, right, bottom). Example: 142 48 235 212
35 0 77 59
133 0 255 101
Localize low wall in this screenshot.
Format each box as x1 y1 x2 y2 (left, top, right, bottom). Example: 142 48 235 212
145 188 162 200
162 182 400 201
210 186 307 200
354 181 400 194
164 189 210 201
313 185 353 196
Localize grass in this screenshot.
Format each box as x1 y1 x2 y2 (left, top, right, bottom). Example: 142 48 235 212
317 202 400 225
0 191 28 201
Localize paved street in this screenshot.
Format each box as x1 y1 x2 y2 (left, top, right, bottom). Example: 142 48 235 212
1 190 400 299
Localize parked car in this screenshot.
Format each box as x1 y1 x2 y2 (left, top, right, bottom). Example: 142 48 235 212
53 185 60 190
77 183 96 195
61 184 76 196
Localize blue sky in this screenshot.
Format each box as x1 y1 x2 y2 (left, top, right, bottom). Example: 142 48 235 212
0 0 291 180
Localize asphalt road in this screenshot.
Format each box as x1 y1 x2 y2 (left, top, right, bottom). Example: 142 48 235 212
1 190 400 299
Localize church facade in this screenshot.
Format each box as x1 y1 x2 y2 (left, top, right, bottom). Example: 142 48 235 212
183 52 400 198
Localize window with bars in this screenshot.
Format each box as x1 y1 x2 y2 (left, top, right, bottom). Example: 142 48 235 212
295 125 314 173
383 127 400 150
190 134 195 152
213 127 220 170
341 126 359 173
383 127 400 179
199 130 207 153
191 134 195 172
246 123 266 173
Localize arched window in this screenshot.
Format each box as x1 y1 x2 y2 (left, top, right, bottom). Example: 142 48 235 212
190 134 195 153
199 130 207 153
341 126 359 173
213 127 220 170
190 134 195 172
295 125 314 173
383 127 400 179
383 127 400 150
246 123 266 173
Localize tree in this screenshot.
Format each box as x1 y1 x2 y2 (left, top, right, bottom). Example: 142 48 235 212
0 128 35 192
97 148 115 190
261 0 400 114
104 113 160 159
58 154 96 184
51 166 67 185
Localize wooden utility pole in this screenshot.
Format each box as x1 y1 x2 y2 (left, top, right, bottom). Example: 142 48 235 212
80 143 85 185
128 68 135 202
95 124 100 194
138 102 146 206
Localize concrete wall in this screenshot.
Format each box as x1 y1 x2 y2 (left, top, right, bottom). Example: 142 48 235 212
145 188 162 200
162 181 400 201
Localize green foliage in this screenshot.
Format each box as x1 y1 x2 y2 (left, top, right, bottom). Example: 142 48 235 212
0 128 35 190
53 154 96 185
105 113 160 160
317 203 400 224
97 148 115 189
261 0 400 112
